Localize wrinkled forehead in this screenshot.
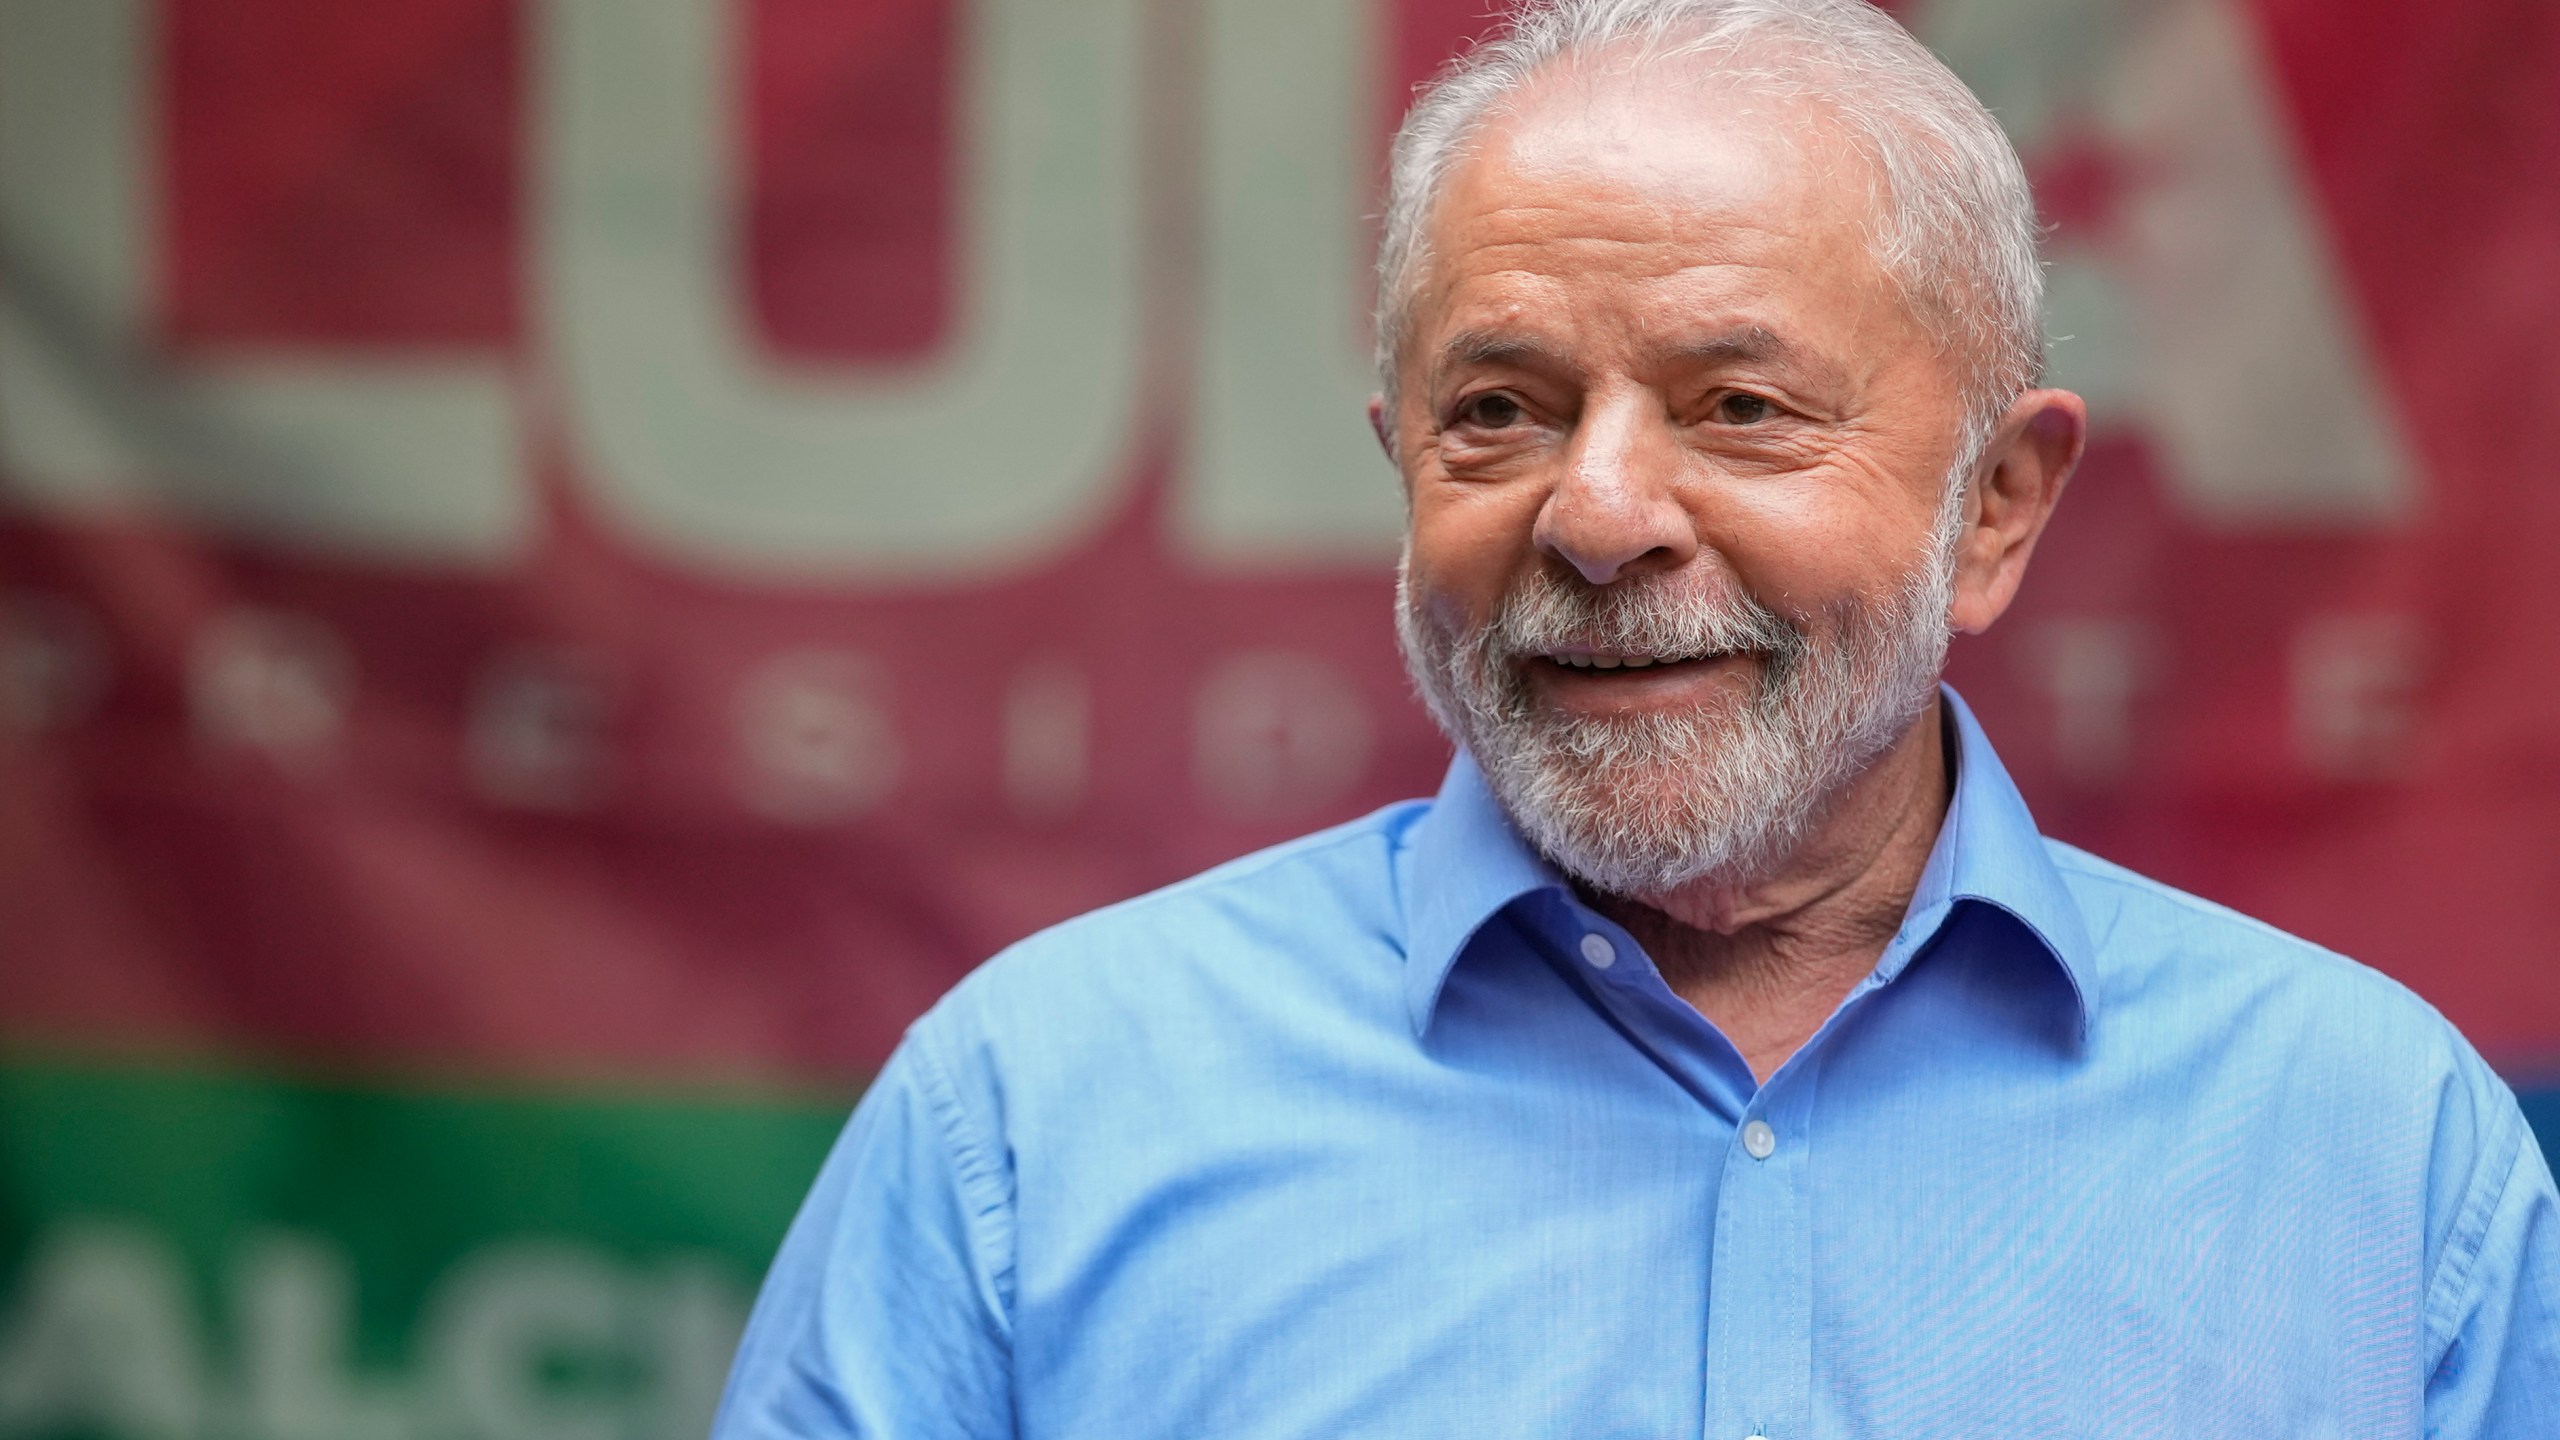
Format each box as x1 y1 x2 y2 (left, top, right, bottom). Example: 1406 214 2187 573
1405 60 1907 364
1480 47 1876 222
1406 54 1900 319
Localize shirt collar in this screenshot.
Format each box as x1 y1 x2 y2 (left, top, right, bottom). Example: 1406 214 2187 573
1397 748 1570 1036
1910 687 2097 1038
1396 686 2097 1040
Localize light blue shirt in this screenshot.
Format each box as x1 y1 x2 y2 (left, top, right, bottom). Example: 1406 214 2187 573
717 690 2558 1438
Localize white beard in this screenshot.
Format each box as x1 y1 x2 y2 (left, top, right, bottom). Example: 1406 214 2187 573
1397 479 1965 898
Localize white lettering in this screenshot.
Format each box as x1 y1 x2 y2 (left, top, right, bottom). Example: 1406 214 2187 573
537 0 1148 580
1193 651 1374 819
0 1225 757 1440
2292 612 2421 780
1182 0 1403 564
1920 0 2416 526
645 1258 748 1440
468 648 618 811
418 1241 627 1440
735 650 900 821
232 1234 407 1440
0 1 528 564
2020 616 2158 783
189 611 355 773
0 1223 208 1439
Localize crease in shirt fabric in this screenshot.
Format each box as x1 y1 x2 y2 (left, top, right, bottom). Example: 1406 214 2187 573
716 687 2560 1439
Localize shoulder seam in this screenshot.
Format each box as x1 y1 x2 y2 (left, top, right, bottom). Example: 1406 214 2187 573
1163 812 1407 892
2044 844 2320 949
2042 842 2417 995
901 1026 1020 1331
2421 1087 2529 1378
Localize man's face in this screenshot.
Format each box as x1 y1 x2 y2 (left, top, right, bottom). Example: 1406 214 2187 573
1385 66 1978 896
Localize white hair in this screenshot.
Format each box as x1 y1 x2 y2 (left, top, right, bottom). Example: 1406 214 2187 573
1375 0 2044 441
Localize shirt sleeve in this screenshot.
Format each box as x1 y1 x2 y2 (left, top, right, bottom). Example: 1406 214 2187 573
2422 1087 2560 1437
710 1026 1018 1440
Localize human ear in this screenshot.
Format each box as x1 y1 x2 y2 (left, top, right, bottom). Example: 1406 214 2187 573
1947 388 2087 634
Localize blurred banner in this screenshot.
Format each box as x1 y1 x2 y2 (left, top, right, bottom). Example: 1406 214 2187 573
0 0 2552 1432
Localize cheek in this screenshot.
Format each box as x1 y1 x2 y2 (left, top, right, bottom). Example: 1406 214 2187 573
1708 474 1943 617
1406 478 1545 621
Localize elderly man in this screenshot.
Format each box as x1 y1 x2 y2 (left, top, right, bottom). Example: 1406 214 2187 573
716 0 2559 1434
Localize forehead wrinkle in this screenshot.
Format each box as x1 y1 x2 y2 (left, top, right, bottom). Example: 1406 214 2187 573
1666 322 1808 370
1428 233 1806 331
1383 29 1983 398
1665 324 1859 400
1430 328 1581 391
1440 160 1833 286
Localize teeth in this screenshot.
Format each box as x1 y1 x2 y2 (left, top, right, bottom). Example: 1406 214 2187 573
1553 653 1688 670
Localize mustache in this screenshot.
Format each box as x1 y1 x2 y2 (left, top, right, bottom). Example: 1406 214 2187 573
1475 568 1808 673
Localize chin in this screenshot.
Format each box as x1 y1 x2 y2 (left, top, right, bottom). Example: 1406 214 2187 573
1490 733 1811 899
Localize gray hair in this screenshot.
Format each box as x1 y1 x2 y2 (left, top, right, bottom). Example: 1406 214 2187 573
1374 0 2044 442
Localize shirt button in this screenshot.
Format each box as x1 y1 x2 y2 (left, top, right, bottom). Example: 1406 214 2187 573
1578 933 1616 969
1741 1120 1777 1160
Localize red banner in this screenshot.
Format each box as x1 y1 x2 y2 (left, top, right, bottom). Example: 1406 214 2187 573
1 0 2554 1084
2 2 2555 1429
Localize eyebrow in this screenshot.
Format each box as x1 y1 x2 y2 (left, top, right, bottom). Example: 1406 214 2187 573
1671 325 1795 366
1431 330 1577 388
1673 324 1853 393
1428 322 1846 393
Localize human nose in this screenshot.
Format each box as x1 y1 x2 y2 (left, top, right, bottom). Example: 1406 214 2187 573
1531 392 1698 585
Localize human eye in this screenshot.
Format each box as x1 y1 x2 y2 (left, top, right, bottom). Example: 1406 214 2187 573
1709 390 1780 425
1449 390 1530 432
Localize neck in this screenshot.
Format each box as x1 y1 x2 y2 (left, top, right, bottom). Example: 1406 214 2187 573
1580 695 1952 1084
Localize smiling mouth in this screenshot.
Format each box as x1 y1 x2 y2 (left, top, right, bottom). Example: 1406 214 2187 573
1542 651 1727 672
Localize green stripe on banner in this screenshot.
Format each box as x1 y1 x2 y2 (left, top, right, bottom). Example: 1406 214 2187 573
0 1056 2549 1440
0 1054 851 1440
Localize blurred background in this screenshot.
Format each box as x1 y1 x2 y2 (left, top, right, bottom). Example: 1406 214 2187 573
0 0 2553 1432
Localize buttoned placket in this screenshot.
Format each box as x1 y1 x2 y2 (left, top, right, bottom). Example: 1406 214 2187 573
1702 1034 1819 1440
1552 901 1943 1440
